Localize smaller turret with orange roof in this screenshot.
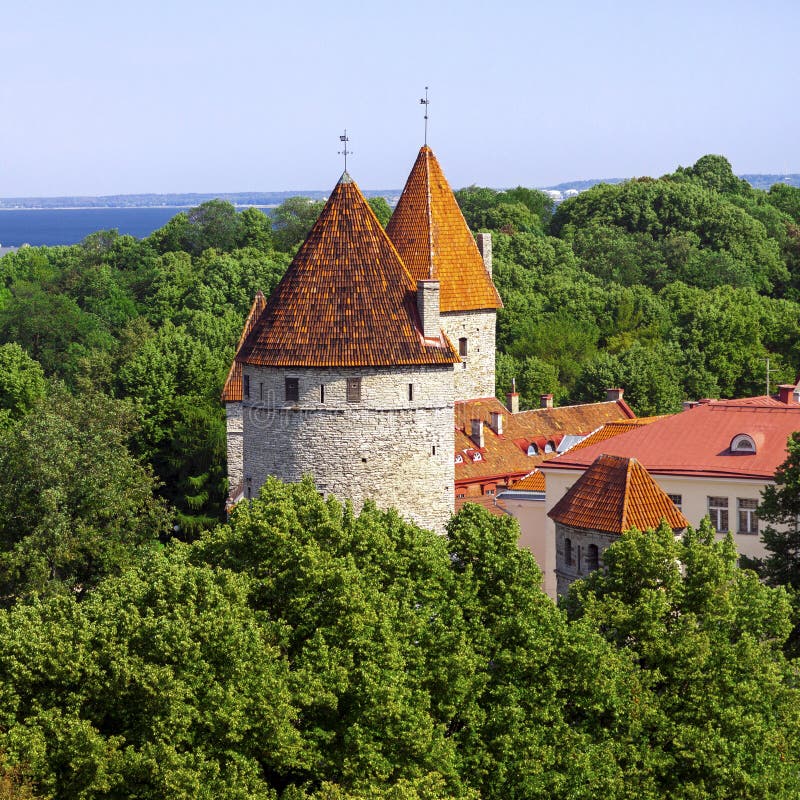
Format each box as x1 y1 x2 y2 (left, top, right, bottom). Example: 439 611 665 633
388 146 502 400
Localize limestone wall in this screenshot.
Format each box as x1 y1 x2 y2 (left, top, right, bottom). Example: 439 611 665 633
554 522 616 597
241 364 455 532
441 309 496 400
226 402 244 491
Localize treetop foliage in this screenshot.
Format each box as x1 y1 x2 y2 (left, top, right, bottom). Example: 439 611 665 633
0 480 797 798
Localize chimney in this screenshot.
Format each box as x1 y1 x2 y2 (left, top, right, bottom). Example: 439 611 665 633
470 419 485 448
506 392 519 414
490 410 504 435
778 384 798 405
416 279 440 339
540 393 554 409
476 233 492 277
605 388 624 402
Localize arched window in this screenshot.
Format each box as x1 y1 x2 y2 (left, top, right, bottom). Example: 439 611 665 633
544 441 556 454
730 433 756 453
527 443 538 456
564 537 573 566
587 544 599 572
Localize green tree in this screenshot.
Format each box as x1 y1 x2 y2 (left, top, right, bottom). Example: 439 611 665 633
565 520 800 798
0 552 300 799
0 390 169 604
367 196 392 227
272 196 325 252
0 344 46 428
753 432 800 591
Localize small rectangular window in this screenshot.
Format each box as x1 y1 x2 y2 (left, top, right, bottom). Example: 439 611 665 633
668 494 682 511
285 377 299 402
346 377 361 403
243 374 250 399
320 384 325 403
459 337 468 358
432 445 437 455
408 383 414 401
738 498 758 535
259 382 263 400
708 496 729 532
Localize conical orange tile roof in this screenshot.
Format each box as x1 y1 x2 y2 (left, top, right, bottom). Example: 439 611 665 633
221 290 267 401
548 454 689 535
387 146 502 313
238 173 460 368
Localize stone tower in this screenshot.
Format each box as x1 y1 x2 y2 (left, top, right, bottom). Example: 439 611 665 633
387 146 502 401
221 290 266 496
548 454 689 596
234 172 461 532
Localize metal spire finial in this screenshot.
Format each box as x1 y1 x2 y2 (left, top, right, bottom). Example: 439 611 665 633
419 87 429 145
338 129 351 172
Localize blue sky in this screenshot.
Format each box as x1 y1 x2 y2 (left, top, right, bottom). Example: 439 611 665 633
1 0 798 196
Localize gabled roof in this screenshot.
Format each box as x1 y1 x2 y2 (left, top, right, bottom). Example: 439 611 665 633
237 173 460 368
453 396 634 484
548 454 689 535
221 291 267 402
542 397 800 480
387 146 502 313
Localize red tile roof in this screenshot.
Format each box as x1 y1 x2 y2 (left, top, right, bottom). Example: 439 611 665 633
454 396 634 485
548 454 689 534
568 417 666 451
221 291 267 402
387 146 502 313
543 397 800 480
237 173 460 368
511 471 546 492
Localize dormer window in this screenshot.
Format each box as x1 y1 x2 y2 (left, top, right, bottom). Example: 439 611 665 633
455 454 464 464
472 452 482 462
527 444 538 456
730 434 756 454
544 441 556 454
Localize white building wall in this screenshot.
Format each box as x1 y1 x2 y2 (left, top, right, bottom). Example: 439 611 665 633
441 309 496 401
241 364 455 533
500 495 554 596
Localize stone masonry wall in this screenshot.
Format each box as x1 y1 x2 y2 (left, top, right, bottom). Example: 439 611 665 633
554 522 617 596
226 402 244 491
442 309 496 400
241 364 455 533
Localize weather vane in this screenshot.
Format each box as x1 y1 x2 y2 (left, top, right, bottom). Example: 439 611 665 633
420 87 429 145
338 130 351 172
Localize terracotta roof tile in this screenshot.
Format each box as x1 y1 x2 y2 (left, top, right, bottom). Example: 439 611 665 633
221 291 267 402
387 146 502 312
511 470 545 492
237 173 460 368
548 454 689 534
568 417 666 451
454 396 634 484
543 398 800 480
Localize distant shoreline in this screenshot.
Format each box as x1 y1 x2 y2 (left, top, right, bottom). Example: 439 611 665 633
0 205 278 212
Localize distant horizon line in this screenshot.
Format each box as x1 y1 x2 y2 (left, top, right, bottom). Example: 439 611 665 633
2 171 799 206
